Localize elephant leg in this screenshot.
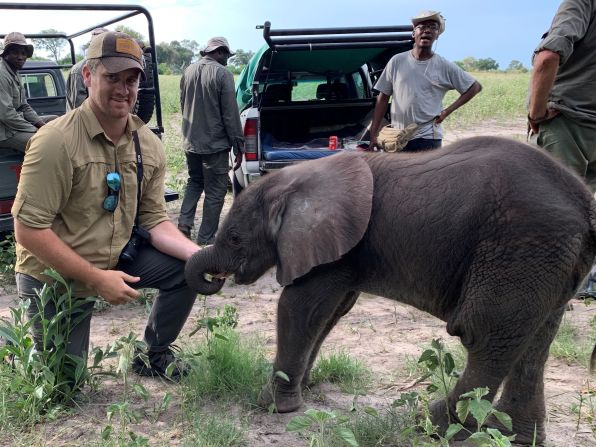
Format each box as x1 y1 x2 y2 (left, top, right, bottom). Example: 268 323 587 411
491 305 565 445
434 253 566 439
258 268 353 413
301 290 360 390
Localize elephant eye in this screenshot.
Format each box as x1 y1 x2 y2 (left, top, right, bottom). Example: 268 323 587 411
229 232 240 246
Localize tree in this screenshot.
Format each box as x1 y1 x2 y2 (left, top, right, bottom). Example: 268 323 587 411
114 25 146 44
229 49 254 68
156 40 197 74
32 29 66 63
506 60 528 73
475 58 499 71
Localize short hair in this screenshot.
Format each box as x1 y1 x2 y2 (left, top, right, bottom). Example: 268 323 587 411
85 58 102 73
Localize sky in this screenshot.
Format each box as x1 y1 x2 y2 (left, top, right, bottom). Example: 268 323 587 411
1 0 565 69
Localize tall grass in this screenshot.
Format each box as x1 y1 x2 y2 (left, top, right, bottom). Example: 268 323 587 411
443 71 530 129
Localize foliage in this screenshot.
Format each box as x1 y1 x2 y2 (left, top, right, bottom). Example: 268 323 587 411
182 411 247 446
0 232 16 282
506 60 528 73
550 311 596 368
31 29 67 63
287 408 359 447
156 40 198 74
0 270 97 427
182 304 269 403
311 351 372 394
114 25 146 43
454 56 500 72
416 339 515 445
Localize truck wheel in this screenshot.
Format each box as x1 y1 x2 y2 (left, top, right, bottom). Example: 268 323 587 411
134 90 155 123
134 51 155 124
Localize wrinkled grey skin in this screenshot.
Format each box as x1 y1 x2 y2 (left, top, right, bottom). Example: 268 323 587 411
185 136 596 444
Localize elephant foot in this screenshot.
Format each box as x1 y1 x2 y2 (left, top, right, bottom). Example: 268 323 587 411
489 403 546 445
427 399 476 441
258 380 303 413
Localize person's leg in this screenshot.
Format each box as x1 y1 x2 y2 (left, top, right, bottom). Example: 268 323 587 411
15 273 94 361
402 138 442 152
537 115 587 178
196 150 229 245
178 151 206 230
119 244 196 377
0 131 36 153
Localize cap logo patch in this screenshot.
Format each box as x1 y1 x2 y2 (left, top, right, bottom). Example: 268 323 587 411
115 38 142 59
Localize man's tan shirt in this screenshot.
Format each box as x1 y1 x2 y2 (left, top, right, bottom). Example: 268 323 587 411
12 100 169 296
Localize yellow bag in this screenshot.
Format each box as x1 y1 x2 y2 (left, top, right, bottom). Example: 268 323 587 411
377 123 421 153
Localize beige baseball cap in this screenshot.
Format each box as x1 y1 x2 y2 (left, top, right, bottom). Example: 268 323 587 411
412 10 446 35
1 32 34 58
200 36 235 56
86 31 145 78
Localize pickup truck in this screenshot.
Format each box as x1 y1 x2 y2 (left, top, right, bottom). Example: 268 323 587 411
0 2 174 238
230 22 413 195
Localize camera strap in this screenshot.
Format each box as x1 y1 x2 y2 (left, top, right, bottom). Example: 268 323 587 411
132 130 143 226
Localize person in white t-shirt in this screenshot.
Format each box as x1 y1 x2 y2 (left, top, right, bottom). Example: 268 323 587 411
370 10 482 152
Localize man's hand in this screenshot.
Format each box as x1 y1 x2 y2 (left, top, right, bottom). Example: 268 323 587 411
92 270 141 305
434 110 449 125
34 120 46 129
528 108 560 134
368 134 380 151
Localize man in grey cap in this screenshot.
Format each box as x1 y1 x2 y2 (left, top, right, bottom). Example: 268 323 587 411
178 36 244 244
13 31 201 384
370 11 482 152
0 32 56 152
65 27 109 112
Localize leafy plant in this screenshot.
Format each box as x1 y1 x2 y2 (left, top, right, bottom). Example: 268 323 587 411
416 340 515 445
0 269 96 427
0 233 16 282
287 408 359 447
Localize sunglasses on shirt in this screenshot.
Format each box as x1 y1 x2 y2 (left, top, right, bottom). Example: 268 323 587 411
103 171 121 212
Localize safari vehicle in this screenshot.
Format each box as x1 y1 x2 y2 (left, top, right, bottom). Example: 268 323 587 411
231 21 413 195
0 2 174 237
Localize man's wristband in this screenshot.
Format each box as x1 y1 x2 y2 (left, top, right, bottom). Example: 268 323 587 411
527 112 549 125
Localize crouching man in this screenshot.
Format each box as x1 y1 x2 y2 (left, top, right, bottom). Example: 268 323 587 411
12 31 200 380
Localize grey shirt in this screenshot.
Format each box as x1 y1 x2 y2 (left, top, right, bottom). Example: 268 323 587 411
534 0 596 128
374 51 476 140
0 57 40 141
65 59 87 112
180 56 244 154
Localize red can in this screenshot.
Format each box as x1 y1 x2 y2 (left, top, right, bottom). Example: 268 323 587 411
329 135 338 150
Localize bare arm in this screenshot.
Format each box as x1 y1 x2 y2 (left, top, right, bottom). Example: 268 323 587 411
369 92 390 150
527 49 561 133
149 220 201 261
14 220 140 304
435 81 482 124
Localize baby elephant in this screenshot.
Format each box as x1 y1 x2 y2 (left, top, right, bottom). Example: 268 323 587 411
185 136 596 444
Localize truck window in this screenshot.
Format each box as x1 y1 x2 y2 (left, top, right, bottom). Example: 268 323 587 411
351 72 365 99
21 73 57 98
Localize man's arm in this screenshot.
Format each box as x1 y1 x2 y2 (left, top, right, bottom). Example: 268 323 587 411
14 220 141 304
527 50 561 133
369 92 390 151
435 81 482 124
0 76 38 132
149 220 201 261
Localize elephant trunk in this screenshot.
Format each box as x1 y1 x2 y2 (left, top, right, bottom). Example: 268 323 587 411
185 245 226 295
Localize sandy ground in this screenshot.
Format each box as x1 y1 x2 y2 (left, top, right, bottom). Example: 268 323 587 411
1 121 595 446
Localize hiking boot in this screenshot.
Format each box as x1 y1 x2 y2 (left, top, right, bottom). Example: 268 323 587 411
132 346 189 381
177 224 191 239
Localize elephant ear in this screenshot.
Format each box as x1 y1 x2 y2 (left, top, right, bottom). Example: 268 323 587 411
269 153 373 286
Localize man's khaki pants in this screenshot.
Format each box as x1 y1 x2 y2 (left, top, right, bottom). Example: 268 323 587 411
0 115 59 153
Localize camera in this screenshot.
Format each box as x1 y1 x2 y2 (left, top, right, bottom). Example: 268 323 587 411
119 226 150 263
